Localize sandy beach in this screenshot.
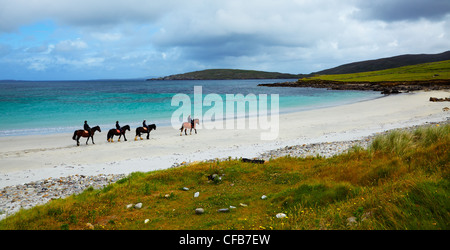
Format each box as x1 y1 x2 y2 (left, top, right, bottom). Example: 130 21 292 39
0 90 449 189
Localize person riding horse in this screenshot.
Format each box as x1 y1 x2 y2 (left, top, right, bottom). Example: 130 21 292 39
188 115 194 129
143 119 148 130
84 120 91 137
116 121 122 133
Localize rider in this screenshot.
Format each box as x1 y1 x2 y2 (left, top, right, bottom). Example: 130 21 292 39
143 119 148 130
84 120 91 136
188 115 194 129
116 121 122 133
188 115 194 128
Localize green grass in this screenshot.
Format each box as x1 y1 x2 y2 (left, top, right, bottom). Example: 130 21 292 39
1 124 449 230
302 60 450 82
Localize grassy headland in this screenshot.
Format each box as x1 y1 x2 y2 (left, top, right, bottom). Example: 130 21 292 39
259 60 450 93
304 60 450 82
1 124 448 230
147 69 304 80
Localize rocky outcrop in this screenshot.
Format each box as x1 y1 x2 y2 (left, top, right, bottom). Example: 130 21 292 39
258 79 450 95
429 97 450 102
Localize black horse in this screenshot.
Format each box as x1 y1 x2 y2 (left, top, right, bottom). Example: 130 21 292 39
135 124 156 140
107 125 130 142
72 126 101 146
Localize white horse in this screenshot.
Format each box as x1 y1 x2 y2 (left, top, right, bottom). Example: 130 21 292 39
180 119 199 136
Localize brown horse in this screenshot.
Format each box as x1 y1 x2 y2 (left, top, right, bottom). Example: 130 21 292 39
72 126 101 146
180 119 199 136
107 125 130 142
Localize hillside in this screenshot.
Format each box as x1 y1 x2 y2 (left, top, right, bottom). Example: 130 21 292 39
146 51 450 81
259 60 450 94
314 51 450 75
147 69 304 80
307 59 450 82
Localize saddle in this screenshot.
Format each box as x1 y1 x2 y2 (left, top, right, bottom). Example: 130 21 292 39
116 129 121 133
143 127 148 131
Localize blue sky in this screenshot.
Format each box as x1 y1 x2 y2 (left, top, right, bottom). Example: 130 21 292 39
0 0 449 80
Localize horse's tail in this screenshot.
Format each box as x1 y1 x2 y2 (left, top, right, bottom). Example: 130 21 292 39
72 131 77 140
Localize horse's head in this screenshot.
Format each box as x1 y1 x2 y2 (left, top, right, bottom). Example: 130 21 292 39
123 125 130 131
93 126 101 132
195 119 200 124
151 124 156 130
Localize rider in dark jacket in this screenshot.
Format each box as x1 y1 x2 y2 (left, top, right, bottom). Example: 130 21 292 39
84 121 91 136
143 120 147 130
116 121 121 133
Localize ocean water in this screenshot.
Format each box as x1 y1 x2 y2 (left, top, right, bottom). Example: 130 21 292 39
0 79 381 137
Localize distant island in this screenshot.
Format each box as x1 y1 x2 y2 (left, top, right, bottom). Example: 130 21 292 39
147 69 305 80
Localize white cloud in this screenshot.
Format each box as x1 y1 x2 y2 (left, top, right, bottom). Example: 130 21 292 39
54 38 88 51
91 32 122 42
0 0 449 79
0 0 181 32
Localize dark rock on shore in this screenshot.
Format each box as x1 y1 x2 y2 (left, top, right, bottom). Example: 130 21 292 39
258 79 450 94
429 97 450 102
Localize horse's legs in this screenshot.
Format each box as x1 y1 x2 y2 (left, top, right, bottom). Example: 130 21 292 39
146 132 149 139
185 128 188 135
76 136 80 146
123 133 127 142
195 128 197 134
86 136 90 145
92 135 95 144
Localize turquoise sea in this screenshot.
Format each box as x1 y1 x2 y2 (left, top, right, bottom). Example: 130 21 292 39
0 79 381 137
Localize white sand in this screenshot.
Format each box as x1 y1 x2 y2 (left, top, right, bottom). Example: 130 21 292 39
0 90 449 189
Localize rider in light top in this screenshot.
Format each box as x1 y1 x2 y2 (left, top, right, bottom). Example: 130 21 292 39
187 115 194 128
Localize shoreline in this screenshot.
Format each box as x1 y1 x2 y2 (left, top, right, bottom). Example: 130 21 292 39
258 79 450 94
0 88 379 138
1 90 449 218
1 90 448 185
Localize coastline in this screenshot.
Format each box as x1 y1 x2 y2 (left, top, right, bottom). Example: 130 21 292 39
0 90 449 218
1 90 449 187
258 79 450 94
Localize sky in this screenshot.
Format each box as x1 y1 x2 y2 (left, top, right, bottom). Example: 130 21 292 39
0 0 449 80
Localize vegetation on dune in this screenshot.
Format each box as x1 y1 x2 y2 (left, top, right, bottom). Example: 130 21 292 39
0 124 449 230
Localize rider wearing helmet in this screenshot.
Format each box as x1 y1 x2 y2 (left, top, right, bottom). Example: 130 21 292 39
84 121 91 136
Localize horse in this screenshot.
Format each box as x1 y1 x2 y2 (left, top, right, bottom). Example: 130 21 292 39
135 124 156 141
72 126 101 146
180 119 199 136
107 125 130 142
